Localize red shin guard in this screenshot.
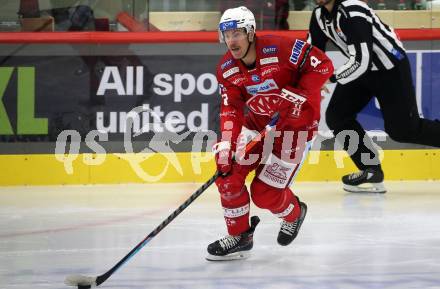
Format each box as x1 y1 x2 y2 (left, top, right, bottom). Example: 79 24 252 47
250 179 301 222
216 170 251 236
220 186 250 235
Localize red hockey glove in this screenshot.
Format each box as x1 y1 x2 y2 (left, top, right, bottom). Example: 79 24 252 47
277 88 307 121
212 141 233 175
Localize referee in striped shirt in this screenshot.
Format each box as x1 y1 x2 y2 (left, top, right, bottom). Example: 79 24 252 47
307 0 440 193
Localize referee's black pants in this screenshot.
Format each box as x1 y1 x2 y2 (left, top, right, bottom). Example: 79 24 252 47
326 57 440 171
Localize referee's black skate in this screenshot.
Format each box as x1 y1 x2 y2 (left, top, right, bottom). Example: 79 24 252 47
206 216 260 261
277 200 307 246
342 168 386 193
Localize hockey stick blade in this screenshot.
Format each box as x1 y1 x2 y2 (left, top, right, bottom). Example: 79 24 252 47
65 112 279 288
65 274 97 288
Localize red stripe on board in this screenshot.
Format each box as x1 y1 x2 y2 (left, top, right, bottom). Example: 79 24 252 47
0 29 439 44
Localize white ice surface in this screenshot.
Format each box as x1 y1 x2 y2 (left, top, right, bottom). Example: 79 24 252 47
0 181 439 289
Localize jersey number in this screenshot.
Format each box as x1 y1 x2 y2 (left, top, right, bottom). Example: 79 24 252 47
310 56 322 68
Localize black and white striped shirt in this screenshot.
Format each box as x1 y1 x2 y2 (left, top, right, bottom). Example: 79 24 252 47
307 0 406 84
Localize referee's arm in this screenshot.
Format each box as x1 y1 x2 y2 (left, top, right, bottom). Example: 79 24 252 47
332 14 373 84
307 9 328 52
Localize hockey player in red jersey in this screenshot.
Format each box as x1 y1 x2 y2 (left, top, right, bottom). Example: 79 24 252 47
206 6 333 261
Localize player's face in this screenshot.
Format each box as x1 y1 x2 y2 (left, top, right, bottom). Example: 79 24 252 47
223 29 249 59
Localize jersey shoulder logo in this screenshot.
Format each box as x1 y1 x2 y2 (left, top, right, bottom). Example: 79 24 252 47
289 39 306 65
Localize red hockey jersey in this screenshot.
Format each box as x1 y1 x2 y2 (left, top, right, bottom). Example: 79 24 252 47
216 35 333 149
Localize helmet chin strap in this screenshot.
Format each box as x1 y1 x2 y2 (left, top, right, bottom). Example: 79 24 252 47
241 40 251 60
240 33 254 60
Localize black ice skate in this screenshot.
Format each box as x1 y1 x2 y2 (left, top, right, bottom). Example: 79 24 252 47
277 200 307 246
206 216 260 261
342 168 386 193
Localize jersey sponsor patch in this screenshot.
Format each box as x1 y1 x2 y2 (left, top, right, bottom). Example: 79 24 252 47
230 75 247 85
262 45 278 54
219 20 237 32
289 39 306 65
261 65 280 77
221 59 234 70
260 57 279 65
313 67 329 74
245 79 279 95
258 154 298 189
223 67 239 78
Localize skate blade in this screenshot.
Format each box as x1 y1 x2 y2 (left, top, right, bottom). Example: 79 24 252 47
343 183 386 194
205 251 251 261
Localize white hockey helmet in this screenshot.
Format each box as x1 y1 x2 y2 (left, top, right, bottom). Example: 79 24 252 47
218 6 256 43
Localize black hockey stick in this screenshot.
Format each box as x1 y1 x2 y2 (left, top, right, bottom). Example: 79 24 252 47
65 112 279 289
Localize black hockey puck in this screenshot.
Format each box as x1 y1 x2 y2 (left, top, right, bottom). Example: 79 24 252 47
78 285 91 289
